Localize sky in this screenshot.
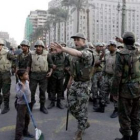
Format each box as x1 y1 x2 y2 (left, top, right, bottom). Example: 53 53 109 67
0 0 51 45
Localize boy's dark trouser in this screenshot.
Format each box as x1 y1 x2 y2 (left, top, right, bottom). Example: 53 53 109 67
118 97 140 136
49 77 64 100
15 104 30 140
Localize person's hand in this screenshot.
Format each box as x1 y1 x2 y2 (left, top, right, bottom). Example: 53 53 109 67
115 37 123 43
113 95 118 101
46 71 52 78
52 65 57 70
51 43 63 53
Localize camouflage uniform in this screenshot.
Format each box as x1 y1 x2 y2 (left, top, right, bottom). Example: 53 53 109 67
0 45 16 114
91 50 104 104
111 46 140 139
48 52 69 109
68 46 93 131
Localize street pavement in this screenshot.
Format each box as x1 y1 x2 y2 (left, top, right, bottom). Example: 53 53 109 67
0 76 122 140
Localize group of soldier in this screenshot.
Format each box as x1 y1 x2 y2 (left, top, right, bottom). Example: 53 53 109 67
0 31 140 140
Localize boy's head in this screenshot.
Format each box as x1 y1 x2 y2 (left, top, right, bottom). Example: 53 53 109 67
17 69 29 81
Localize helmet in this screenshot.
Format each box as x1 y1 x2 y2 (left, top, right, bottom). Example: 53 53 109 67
20 39 30 47
123 32 135 45
117 43 124 48
87 42 94 48
34 40 45 48
107 40 117 47
0 38 5 45
71 33 86 40
95 42 103 47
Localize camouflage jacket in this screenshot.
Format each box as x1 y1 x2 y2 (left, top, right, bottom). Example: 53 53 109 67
111 47 140 98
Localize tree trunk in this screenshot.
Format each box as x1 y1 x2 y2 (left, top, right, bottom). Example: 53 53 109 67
49 30 51 45
54 23 56 42
87 9 90 42
58 22 61 42
77 9 80 32
64 21 67 43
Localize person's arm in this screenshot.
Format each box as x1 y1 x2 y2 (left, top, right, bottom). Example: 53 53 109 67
51 43 82 57
46 53 53 77
111 53 123 98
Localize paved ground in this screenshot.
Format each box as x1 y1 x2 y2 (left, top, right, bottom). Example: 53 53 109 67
0 76 123 140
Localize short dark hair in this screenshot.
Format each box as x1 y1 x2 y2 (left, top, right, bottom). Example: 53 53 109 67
17 69 27 80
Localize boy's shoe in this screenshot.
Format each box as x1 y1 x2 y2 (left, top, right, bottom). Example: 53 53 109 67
23 132 34 138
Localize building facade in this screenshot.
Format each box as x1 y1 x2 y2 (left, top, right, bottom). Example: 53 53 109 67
24 10 47 44
47 0 140 46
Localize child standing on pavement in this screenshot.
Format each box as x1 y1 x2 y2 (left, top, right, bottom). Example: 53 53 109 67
15 69 34 140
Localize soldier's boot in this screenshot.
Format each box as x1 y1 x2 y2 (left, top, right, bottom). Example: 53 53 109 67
130 131 139 140
73 130 83 140
57 99 64 109
47 101 55 109
94 106 105 113
40 103 48 114
23 130 34 138
93 98 98 109
110 108 118 118
115 136 130 140
1 102 10 114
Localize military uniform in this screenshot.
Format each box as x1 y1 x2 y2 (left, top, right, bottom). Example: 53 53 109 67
91 43 104 108
68 45 93 131
48 52 69 109
0 38 16 114
16 40 31 82
111 32 140 140
94 40 118 115
30 40 52 114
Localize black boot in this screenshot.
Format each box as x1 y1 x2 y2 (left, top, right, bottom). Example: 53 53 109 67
1 103 10 114
40 103 48 114
115 136 130 140
23 131 34 138
110 108 118 118
94 105 105 113
130 131 139 140
47 101 55 109
57 100 64 109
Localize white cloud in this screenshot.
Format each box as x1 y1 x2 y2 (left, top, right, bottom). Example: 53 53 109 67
0 0 51 44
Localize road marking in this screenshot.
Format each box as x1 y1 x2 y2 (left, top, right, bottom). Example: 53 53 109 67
0 116 119 133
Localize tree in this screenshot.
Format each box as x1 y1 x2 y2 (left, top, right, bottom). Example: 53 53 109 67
62 0 95 41
61 0 87 32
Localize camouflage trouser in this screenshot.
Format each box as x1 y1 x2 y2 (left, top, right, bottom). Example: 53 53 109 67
0 71 11 106
118 97 140 136
91 72 103 99
30 72 48 104
15 104 30 140
68 81 90 131
99 74 118 107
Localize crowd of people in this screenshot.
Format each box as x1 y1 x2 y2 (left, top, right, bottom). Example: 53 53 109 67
0 31 140 140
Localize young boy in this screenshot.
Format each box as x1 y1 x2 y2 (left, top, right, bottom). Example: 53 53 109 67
15 69 34 140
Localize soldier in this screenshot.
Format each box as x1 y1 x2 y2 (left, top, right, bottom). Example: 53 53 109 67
52 33 94 140
111 32 140 140
47 45 69 109
0 38 16 114
30 40 53 114
16 40 31 77
91 43 104 109
94 40 118 118
60 42 70 100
